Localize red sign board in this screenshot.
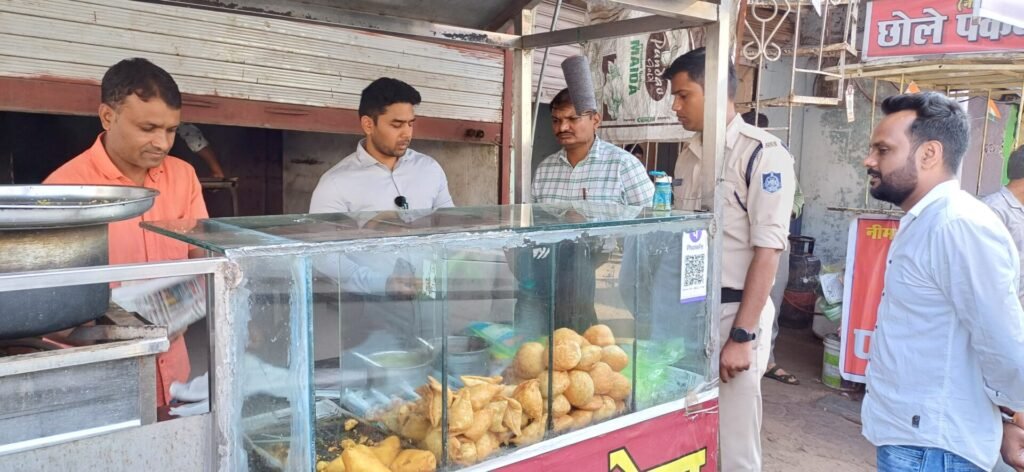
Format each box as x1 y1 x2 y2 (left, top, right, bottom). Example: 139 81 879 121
840 217 900 383
497 400 718 472
864 0 1024 59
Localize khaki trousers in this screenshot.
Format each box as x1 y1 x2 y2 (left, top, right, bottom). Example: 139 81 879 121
718 298 774 472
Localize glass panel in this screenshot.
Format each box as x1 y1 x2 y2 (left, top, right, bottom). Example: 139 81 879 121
143 204 707 254
233 254 314 472
627 224 715 411
144 203 713 471
437 235 550 468
310 241 446 470
528 226 638 439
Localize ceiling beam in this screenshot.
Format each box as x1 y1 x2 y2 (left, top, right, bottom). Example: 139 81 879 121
138 0 520 48
601 0 718 22
520 13 710 49
486 0 547 32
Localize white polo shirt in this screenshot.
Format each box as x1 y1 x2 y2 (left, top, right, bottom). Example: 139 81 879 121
309 140 454 213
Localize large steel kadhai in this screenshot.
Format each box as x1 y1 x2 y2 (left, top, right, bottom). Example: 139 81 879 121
0 185 158 339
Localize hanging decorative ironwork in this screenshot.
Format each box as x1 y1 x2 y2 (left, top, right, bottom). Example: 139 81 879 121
742 0 793 64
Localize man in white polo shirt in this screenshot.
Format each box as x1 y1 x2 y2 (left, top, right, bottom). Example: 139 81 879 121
310 77 453 213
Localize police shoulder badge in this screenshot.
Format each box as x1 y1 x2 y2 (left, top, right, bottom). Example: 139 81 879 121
762 172 782 193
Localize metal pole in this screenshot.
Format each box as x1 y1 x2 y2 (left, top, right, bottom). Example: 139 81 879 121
870 79 879 128
513 9 535 203
865 78 878 207
978 89 993 195
752 12 765 127
531 0 564 127
1015 76 1024 151
704 0 732 384
787 0 802 146
653 142 659 170
208 260 240 472
735 0 748 65
817 1 830 73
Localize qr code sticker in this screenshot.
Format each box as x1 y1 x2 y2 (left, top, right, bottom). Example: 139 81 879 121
683 254 706 288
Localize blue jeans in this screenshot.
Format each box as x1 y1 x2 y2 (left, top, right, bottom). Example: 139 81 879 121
877 446 983 472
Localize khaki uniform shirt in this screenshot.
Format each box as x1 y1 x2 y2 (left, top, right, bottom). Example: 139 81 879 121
673 115 796 290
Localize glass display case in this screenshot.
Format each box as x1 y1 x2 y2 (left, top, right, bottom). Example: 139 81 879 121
145 203 716 472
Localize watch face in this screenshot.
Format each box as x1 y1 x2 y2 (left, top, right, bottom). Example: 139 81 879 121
731 328 754 342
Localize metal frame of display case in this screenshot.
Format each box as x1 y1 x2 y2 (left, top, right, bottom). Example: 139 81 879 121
1 0 735 469
0 212 717 471
153 207 720 468
0 258 236 470
145 209 717 471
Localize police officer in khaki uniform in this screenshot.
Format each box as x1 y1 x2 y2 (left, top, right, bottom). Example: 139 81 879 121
664 48 796 471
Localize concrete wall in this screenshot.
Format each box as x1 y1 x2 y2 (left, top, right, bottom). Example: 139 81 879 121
282 131 500 214
741 48 915 268
789 79 900 266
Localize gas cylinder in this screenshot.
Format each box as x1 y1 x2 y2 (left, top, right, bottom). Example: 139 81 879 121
779 235 822 329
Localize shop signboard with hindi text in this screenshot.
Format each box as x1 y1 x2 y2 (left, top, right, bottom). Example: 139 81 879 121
863 0 1024 60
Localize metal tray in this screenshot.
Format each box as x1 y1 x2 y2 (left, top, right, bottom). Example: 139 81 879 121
244 399 399 471
0 185 159 229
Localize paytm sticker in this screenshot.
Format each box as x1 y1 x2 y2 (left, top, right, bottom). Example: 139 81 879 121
680 229 709 304
762 172 782 193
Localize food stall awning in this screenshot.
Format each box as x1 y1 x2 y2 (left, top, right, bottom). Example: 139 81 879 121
837 56 1024 96
144 0 719 48
835 0 1024 96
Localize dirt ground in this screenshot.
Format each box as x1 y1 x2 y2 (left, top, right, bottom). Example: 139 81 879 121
760 326 877 471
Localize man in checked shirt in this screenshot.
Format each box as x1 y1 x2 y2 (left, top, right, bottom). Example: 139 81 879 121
531 88 654 206
511 87 654 337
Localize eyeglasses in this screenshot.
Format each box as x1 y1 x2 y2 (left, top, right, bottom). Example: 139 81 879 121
394 195 409 209
551 112 594 127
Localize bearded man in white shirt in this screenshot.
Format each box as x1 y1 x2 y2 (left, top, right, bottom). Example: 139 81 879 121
862 92 1024 471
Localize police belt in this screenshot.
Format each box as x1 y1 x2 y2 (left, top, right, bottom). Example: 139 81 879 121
722 288 744 304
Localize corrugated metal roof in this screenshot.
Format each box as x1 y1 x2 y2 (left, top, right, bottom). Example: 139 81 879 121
0 0 504 122
302 0 529 30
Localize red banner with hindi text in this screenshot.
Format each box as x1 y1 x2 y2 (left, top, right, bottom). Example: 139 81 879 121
841 217 900 383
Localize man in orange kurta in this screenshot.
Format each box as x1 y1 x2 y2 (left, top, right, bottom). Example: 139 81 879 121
45 58 208 407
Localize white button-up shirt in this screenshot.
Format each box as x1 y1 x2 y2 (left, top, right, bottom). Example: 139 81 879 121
308 141 453 297
862 180 1024 470
309 140 454 213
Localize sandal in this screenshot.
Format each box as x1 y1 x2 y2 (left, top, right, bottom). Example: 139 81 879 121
764 365 800 385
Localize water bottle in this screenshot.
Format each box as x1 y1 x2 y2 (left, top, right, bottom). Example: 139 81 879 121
650 171 672 211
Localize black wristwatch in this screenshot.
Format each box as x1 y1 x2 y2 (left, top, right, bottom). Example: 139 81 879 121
730 327 757 343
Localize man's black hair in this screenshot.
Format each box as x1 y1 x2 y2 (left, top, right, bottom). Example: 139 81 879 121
359 77 422 121
661 47 738 99
101 58 181 109
881 92 970 174
741 110 768 127
1007 145 1024 181
550 88 574 111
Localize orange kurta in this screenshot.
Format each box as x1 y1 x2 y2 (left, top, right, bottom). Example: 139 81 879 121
45 133 209 407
